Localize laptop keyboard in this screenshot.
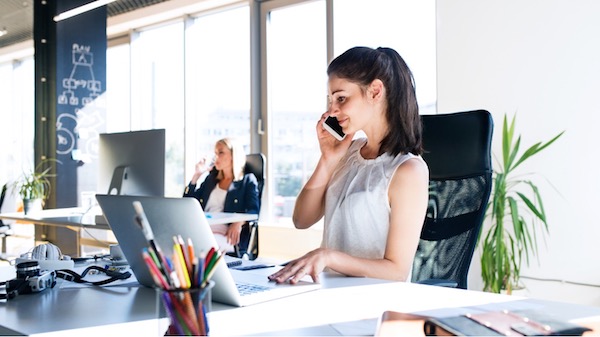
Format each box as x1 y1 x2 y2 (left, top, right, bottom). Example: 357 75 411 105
236 282 270 296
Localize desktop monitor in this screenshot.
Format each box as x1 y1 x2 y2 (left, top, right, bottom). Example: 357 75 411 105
98 129 166 197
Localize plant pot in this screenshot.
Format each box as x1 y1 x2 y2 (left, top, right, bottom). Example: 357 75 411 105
23 198 43 215
500 283 528 296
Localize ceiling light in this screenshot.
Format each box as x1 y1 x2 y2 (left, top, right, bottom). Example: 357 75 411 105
53 0 117 22
0 28 7 37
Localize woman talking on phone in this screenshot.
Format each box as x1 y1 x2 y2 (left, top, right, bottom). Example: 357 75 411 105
269 46 429 284
183 137 259 252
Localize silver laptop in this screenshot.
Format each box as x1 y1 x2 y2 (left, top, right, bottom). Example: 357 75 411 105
95 194 320 307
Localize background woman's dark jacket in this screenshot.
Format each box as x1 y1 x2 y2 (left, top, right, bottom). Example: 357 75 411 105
183 169 260 215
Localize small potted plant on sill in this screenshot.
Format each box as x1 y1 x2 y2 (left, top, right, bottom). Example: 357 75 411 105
14 159 57 215
480 114 564 294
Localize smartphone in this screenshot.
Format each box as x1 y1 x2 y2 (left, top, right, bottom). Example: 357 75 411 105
323 116 346 141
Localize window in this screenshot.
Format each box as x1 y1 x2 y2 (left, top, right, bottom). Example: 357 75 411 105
333 0 437 113
0 58 35 182
0 57 36 254
264 0 327 226
130 22 185 197
106 43 131 132
261 0 436 228
184 6 251 183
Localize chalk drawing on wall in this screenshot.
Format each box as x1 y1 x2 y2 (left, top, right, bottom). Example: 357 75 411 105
56 43 105 161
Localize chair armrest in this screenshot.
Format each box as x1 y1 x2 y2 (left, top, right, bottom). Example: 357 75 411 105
228 221 259 260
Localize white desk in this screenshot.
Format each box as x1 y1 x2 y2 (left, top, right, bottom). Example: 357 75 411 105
0 207 111 257
0 208 257 229
0 207 111 230
205 212 258 226
1 264 599 336
0 209 258 256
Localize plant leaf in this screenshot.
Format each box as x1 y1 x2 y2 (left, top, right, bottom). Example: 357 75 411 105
505 135 521 173
512 131 564 170
516 191 547 224
507 196 522 241
503 115 518 172
481 113 562 292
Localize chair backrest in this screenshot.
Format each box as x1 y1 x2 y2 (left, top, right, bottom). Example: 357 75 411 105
0 184 6 226
0 184 7 209
244 153 266 206
411 110 493 289
0 183 18 226
236 153 266 260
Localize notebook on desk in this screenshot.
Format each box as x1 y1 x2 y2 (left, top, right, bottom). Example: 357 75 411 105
95 194 320 307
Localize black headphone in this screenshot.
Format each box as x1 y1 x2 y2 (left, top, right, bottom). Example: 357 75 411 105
55 266 131 286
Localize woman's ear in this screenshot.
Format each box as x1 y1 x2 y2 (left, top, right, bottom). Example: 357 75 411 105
367 79 384 102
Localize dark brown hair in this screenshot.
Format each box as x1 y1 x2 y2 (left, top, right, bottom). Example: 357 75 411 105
327 46 423 156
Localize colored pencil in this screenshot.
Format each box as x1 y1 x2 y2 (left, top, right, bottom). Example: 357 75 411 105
172 242 190 288
202 251 223 288
141 249 169 289
187 237 195 276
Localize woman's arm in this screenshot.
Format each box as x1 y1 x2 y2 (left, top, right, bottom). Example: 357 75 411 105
184 172 218 210
183 160 214 199
271 157 429 283
292 116 354 229
224 221 244 246
381 157 429 279
222 174 260 245
291 156 341 229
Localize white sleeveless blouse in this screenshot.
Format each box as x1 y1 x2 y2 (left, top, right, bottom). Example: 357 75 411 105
322 138 424 260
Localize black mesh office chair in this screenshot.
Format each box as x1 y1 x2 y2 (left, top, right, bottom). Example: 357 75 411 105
232 153 265 260
411 110 493 289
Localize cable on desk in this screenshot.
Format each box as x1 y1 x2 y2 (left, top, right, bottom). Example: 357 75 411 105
71 254 111 263
81 227 113 246
56 265 131 286
521 275 600 288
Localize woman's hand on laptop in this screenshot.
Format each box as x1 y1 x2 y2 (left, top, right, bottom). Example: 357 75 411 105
268 248 330 284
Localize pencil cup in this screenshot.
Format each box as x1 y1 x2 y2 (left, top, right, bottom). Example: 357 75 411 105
158 281 214 336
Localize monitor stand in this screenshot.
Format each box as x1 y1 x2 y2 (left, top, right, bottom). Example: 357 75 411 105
96 165 129 226
108 165 129 195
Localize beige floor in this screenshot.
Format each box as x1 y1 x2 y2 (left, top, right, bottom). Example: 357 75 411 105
0 224 323 265
258 225 322 261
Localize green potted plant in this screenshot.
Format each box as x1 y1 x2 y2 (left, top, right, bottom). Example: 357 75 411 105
14 159 56 214
480 114 564 294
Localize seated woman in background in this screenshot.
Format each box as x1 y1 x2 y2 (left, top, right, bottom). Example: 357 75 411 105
183 137 260 252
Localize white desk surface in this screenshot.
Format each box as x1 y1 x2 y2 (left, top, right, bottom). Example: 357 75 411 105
0 207 110 229
0 207 257 229
205 211 258 226
2 263 599 337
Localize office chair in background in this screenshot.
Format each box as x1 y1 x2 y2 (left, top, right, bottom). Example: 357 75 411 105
232 153 266 260
0 183 15 261
411 110 493 289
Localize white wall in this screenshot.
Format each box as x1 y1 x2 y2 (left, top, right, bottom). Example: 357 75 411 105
437 0 600 306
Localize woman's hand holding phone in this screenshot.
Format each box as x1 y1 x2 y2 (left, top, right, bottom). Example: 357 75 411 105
322 116 346 141
316 114 353 166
